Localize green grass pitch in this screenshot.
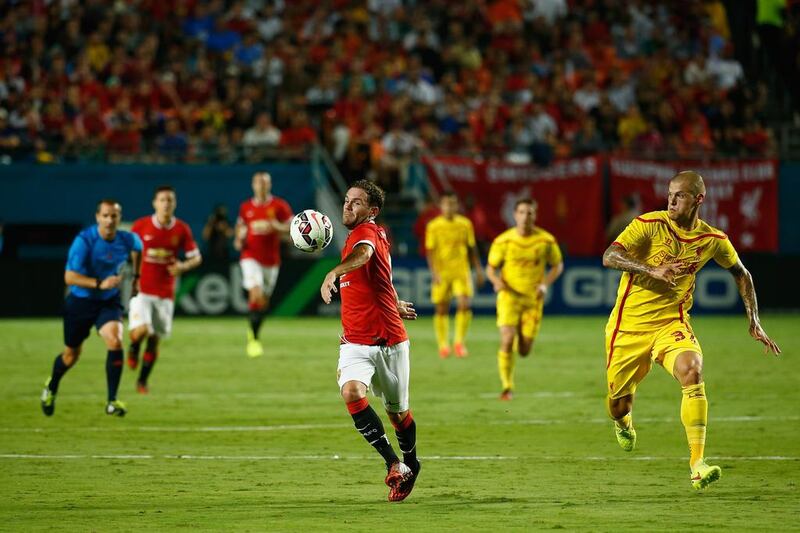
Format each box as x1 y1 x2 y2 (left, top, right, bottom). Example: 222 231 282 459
1 314 798 531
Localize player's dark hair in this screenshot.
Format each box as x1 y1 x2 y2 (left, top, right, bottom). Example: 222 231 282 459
351 179 385 210
96 198 121 212
514 197 537 209
153 185 176 198
441 190 458 201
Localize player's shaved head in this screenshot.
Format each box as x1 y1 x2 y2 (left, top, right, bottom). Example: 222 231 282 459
670 171 706 196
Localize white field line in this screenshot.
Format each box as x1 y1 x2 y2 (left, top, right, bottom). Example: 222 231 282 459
0 453 796 462
2 415 797 434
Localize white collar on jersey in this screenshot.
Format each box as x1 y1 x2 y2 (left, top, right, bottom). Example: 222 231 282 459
151 214 176 230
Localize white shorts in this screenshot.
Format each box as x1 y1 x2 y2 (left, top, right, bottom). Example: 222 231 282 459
128 293 175 337
240 259 279 295
337 340 410 413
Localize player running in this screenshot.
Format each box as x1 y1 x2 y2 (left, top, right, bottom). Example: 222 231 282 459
425 191 485 358
234 172 293 357
603 170 780 489
40 199 142 417
320 179 420 502
486 198 564 400
127 185 202 393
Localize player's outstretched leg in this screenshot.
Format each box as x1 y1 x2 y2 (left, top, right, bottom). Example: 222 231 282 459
681 382 720 489
346 396 411 498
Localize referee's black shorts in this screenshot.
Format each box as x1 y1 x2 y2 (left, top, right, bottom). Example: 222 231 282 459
63 294 123 348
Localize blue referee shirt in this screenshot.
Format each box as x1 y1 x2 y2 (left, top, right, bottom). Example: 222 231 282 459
65 225 142 300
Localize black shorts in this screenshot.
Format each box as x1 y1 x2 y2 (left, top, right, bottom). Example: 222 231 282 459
63 294 123 348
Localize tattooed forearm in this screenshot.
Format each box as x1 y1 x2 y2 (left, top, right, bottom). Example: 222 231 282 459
602 245 652 275
729 261 759 322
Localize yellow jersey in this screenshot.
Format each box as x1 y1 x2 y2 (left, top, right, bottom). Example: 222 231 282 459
425 214 476 278
487 226 563 296
608 210 739 331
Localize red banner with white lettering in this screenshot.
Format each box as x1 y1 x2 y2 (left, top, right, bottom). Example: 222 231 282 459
423 156 604 256
609 158 779 252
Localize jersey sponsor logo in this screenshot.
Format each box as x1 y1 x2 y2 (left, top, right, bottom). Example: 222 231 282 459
146 248 174 260
143 234 154 241
340 281 351 288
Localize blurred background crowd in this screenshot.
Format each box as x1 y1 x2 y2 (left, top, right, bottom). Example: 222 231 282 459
0 0 798 179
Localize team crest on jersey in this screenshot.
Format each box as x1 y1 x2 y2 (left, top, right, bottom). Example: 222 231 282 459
695 245 706 257
171 235 179 246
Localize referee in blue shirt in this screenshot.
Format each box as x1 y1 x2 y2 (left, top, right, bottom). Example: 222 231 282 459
41 199 142 417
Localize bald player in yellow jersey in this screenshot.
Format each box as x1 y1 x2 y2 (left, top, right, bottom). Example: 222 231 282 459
426 192 485 358
486 198 564 400
603 171 781 490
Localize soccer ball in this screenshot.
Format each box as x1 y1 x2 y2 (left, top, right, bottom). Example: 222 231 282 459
290 209 334 253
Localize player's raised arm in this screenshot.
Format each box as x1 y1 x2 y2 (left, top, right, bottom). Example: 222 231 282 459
727 259 781 355
320 243 374 304
602 243 680 287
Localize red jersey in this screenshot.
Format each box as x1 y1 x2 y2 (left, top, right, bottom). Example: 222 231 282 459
339 221 407 346
132 215 199 299
238 196 293 266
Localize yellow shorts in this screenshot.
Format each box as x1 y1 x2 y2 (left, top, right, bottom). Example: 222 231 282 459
496 290 544 339
605 320 702 399
431 273 473 304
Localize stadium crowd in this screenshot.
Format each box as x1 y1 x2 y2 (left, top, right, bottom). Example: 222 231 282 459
0 0 794 174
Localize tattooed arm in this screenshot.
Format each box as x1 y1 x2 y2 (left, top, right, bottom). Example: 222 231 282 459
727 259 781 355
602 243 681 286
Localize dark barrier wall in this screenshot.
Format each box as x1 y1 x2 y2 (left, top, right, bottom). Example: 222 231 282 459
0 163 315 241
4 255 797 317
780 162 800 254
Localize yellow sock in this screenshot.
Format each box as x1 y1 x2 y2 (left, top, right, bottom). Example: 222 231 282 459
497 350 515 391
454 310 472 345
681 382 708 469
433 313 450 350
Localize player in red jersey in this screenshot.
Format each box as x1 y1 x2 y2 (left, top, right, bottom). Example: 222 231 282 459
320 179 420 502
127 185 202 393
234 172 293 357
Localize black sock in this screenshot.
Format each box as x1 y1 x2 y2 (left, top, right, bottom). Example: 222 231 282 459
48 353 70 394
350 403 399 467
128 340 141 357
249 310 263 338
394 414 418 469
105 349 123 401
138 351 157 384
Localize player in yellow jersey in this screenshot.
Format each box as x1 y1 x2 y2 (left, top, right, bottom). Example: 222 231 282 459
425 192 485 358
486 198 564 400
603 171 781 490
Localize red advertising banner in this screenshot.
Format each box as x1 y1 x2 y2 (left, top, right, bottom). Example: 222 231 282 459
609 158 779 252
423 156 604 256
